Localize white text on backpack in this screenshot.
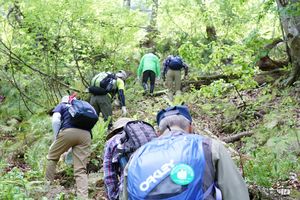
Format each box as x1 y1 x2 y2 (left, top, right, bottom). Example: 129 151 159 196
139 160 175 191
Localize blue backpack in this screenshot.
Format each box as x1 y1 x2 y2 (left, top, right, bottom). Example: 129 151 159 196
168 56 183 70
126 132 222 200
68 99 98 130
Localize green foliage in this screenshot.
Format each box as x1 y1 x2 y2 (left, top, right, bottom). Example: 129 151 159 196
1 0 146 112
244 148 299 187
24 136 50 177
279 2 300 17
0 167 41 199
0 0 299 197
91 119 109 156
199 79 231 98
185 83 300 188
241 88 300 187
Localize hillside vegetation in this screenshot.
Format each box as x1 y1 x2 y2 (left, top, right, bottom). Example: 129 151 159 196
0 0 299 199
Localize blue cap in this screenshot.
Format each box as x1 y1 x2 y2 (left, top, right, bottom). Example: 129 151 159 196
156 105 192 125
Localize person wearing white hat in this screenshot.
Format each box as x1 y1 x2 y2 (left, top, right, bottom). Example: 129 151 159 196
103 117 134 200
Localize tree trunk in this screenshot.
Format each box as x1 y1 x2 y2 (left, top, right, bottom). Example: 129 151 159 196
276 0 300 85
256 38 289 71
123 0 131 8
141 0 159 49
149 0 158 33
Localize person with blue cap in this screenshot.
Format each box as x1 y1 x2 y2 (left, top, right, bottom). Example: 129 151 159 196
120 105 249 200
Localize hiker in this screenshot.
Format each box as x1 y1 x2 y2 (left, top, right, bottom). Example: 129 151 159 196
120 105 249 200
88 70 128 127
46 95 98 199
137 51 160 95
103 117 157 200
162 55 189 97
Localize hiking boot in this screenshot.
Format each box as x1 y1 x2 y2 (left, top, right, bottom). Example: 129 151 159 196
142 83 149 95
150 84 154 94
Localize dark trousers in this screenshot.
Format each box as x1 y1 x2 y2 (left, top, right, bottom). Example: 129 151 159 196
142 70 156 94
90 94 112 128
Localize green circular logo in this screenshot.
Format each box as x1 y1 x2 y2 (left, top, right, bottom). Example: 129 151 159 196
170 163 194 185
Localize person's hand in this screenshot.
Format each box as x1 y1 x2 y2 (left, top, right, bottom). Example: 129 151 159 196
122 106 127 116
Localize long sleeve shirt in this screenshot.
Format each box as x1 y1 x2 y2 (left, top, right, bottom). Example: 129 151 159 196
116 78 126 107
103 133 124 200
211 139 249 199
137 53 160 78
52 112 62 140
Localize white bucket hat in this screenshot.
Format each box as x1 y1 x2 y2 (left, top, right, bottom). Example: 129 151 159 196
116 70 127 80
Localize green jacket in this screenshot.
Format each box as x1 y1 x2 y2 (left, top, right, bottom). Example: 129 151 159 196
137 53 160 78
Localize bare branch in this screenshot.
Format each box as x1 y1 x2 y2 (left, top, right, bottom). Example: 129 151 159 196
70 37 89 87
222 131 254 143
0 39 81 92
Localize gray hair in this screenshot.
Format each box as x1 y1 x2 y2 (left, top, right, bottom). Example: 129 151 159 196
158 115 191 134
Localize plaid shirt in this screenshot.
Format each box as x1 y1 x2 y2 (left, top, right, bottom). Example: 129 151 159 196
103 133 124 200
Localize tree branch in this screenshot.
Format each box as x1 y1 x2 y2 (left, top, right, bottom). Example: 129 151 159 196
70 37 89 87
10 62 34 114
222 131 254 143
0 39 81 92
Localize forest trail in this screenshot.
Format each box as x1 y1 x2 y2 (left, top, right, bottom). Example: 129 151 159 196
1 81 299 200
1 1 300 198
31 86 299 199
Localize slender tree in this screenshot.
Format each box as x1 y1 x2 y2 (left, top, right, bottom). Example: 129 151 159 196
276 0 300 85
123 0 131 8
141 0 159 48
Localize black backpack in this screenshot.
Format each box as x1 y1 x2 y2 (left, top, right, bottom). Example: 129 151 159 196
117 120 158 169
89 72 116 95
68 99 98 130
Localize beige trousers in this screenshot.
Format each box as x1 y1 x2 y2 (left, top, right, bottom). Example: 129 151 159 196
46 128 91 199
166 69 182 100
166 69 182 93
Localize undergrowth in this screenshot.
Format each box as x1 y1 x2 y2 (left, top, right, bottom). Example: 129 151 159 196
1 77 300 198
